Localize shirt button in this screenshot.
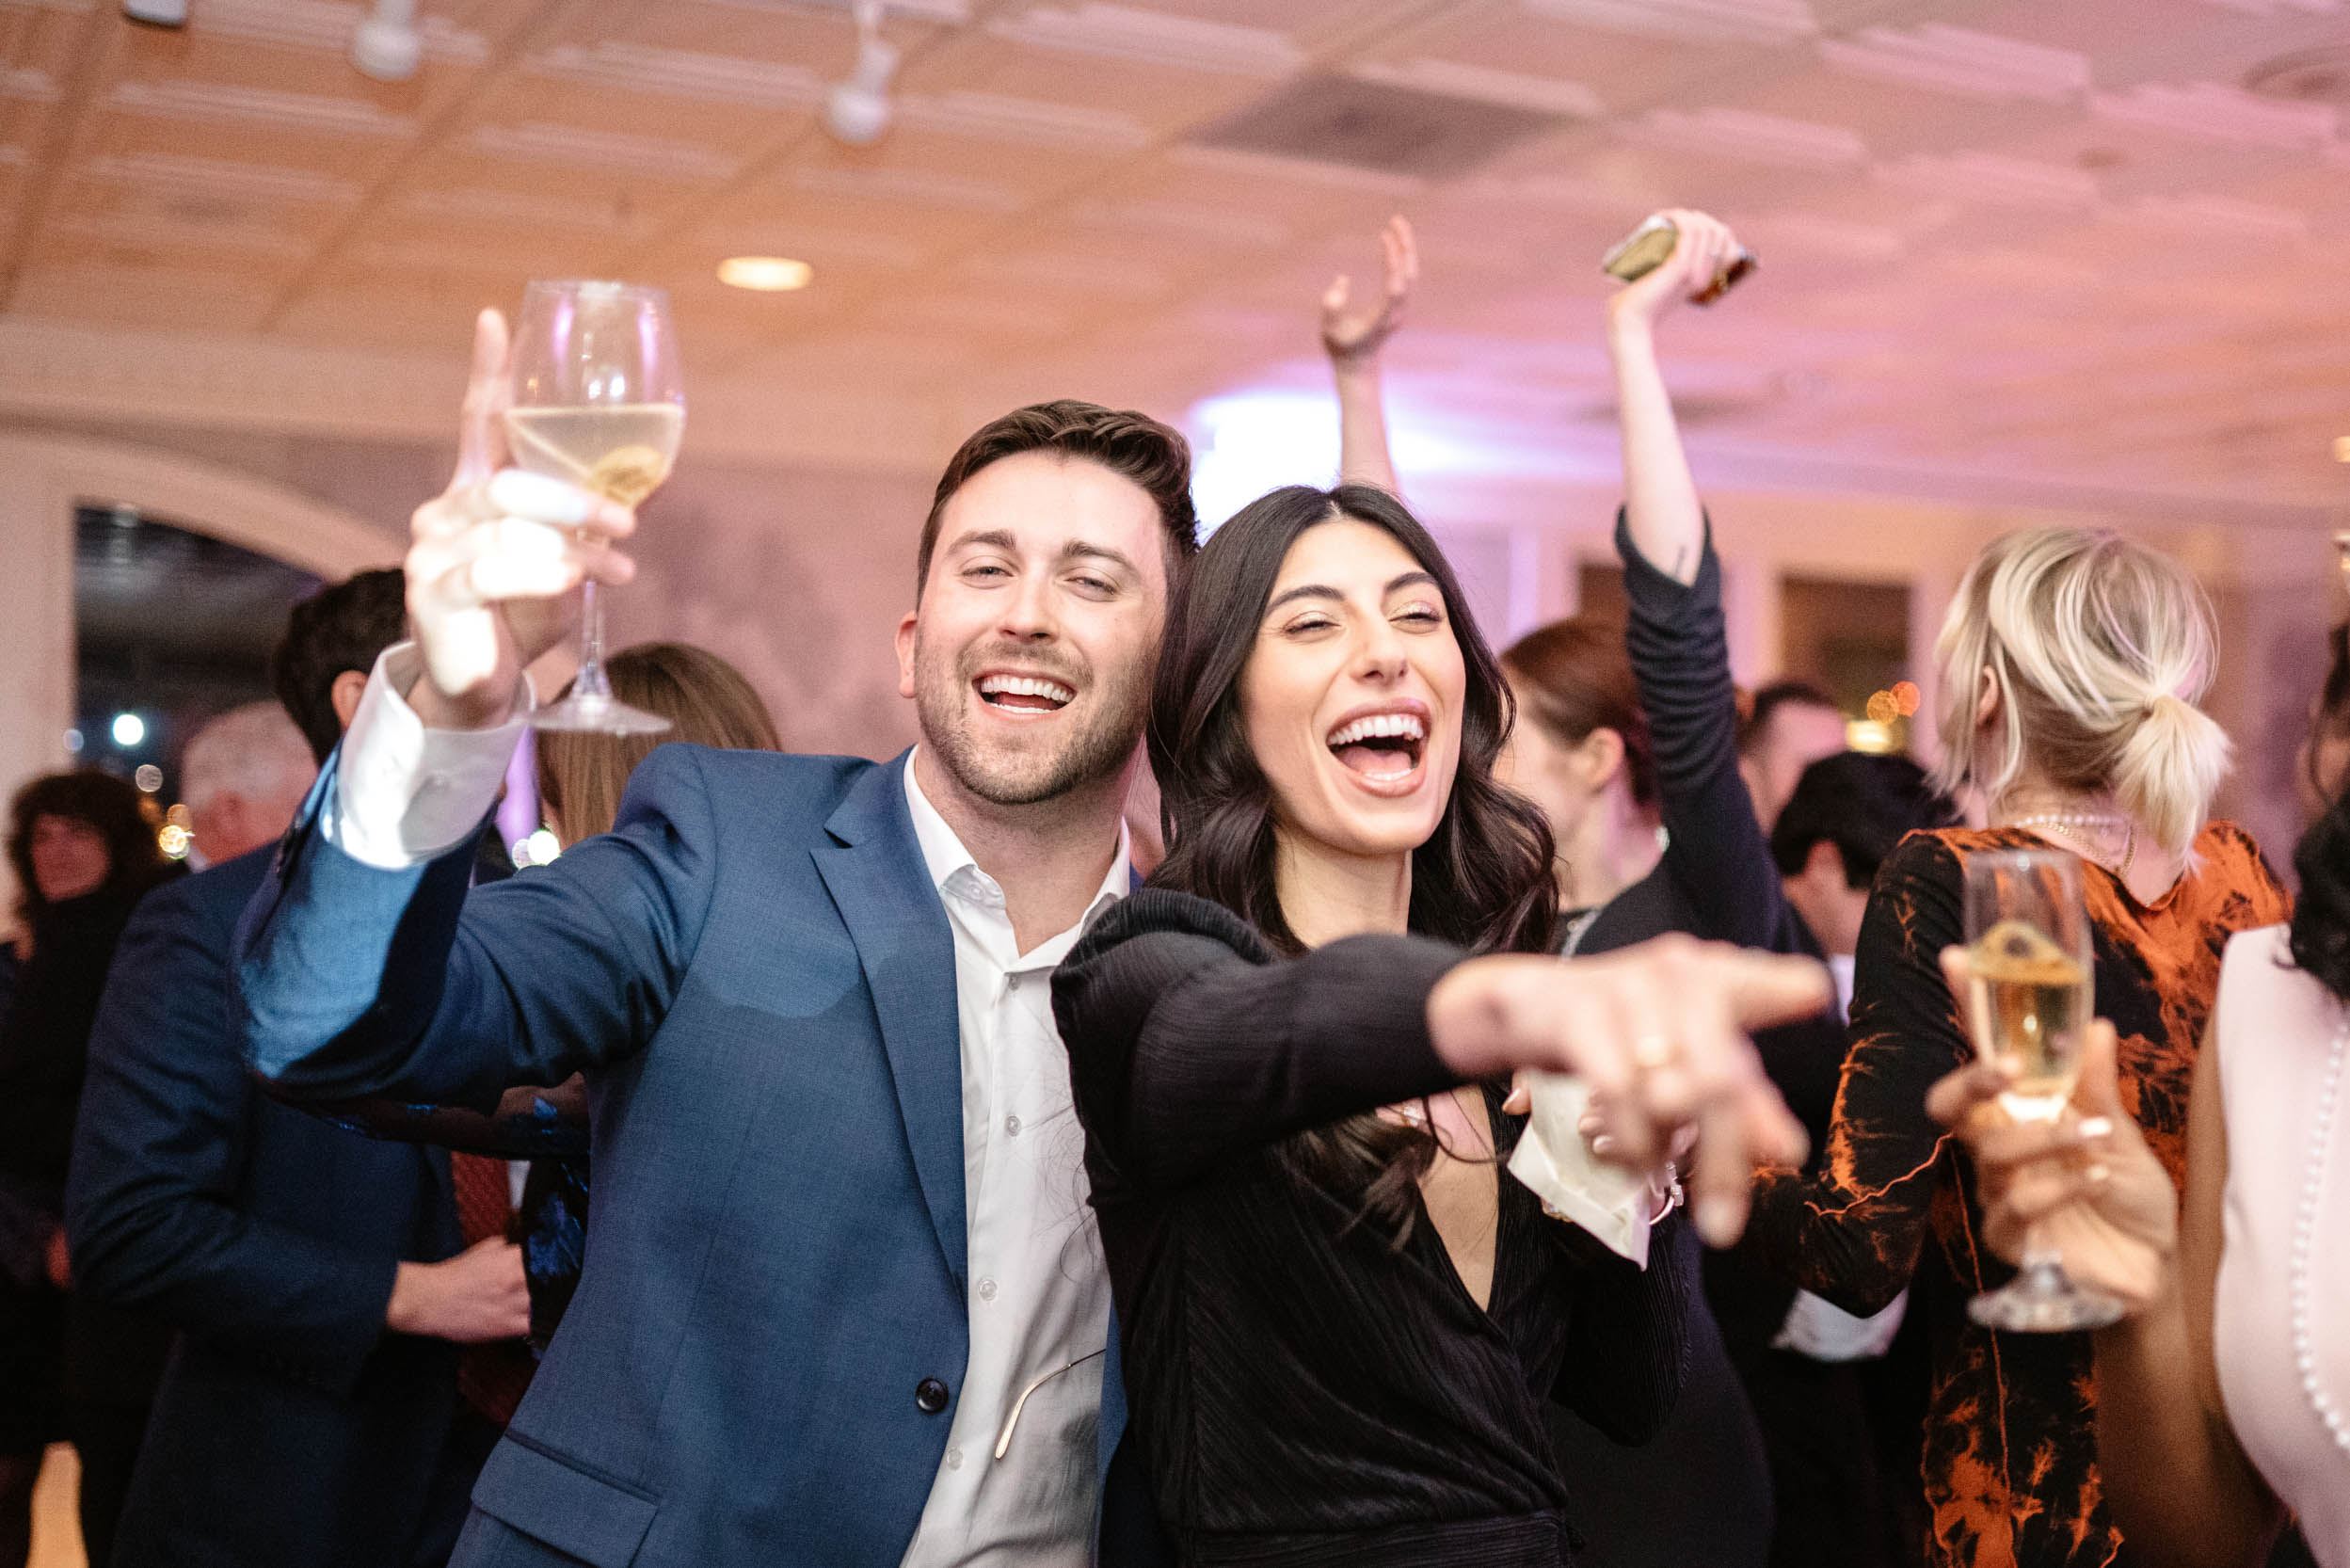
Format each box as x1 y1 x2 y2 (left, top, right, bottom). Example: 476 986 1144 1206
1004 1114 1021 1137
944 1448 963 1471
915 1378 950 1415
977 1277 998 1303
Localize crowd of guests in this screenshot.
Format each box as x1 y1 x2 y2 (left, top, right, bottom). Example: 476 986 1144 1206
0 207 2341 1568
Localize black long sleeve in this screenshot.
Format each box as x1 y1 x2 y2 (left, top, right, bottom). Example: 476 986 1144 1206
1055 888 1690 1565
1612 511 1814 959
68 876 402 1395
1054 888 1462 1196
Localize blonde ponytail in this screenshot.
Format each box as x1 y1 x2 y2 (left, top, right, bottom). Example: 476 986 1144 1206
2113 690 2231 859
1932 528 2230 857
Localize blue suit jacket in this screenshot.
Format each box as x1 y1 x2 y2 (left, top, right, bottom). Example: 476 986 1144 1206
67 847 470 1568
234 745 1163 1568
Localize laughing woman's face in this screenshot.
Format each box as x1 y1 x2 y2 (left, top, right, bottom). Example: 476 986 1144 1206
1238 519 1466 862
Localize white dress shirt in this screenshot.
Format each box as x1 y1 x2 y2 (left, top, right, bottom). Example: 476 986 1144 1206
1771 949 1906 1362
326 648 1123 1565
897 757 1121 1568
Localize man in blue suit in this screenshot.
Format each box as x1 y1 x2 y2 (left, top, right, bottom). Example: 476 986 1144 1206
69 574 534 1567
233 311 1193 1567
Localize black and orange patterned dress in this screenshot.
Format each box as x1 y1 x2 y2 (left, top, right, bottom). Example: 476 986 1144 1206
1744 822 2288 1568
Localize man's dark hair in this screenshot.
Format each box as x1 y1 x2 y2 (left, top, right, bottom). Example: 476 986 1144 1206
1740 678 1840 757
270 568 408 764
915 400 1198 597
1770 751 1959 888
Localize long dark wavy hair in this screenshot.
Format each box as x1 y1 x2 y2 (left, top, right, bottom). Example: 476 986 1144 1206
2290 769 2350 1003
1148 484 1558 1230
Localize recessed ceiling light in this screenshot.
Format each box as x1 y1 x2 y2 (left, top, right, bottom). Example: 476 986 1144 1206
718 256 813 292
2334 435 2350 462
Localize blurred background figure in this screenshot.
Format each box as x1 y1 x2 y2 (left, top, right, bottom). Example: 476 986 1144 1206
1746 524 2285 1568
1740 680 1849 833
1761 750 1958 1568
2296 624 2350 828
55 704 313 1566
179 702 317 872
65 568 519 1568
534 642 781 845
0 773 174 1568
1496 617 1663 925
1934 693 2350 1567
1771 752 1960 1014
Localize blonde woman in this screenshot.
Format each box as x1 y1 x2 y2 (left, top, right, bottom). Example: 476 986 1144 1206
1743 528 2289 1568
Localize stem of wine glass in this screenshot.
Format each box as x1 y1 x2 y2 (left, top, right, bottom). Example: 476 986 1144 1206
569 579 614 703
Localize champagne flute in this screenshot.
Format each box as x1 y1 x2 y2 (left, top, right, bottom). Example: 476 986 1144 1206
504 280 683 734
1959 848 2126 1332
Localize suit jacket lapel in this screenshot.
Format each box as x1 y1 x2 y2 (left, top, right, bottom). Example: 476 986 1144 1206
812 753 967 1287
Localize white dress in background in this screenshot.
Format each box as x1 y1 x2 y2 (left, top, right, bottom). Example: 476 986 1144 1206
2212 924 2350 1565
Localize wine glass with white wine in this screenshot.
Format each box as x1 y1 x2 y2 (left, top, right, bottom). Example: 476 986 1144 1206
1959 847 2126 1332
505 280 684 734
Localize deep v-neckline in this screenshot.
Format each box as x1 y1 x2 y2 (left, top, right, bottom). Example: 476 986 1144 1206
1414 1086 1509 1319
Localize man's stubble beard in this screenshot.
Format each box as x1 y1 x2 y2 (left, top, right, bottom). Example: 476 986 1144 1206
914 637 1151 808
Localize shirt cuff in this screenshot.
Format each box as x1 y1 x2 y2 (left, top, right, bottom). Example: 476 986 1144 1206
1507 1072 1658 1269
328 643 532 871
1772 1287 1908 1362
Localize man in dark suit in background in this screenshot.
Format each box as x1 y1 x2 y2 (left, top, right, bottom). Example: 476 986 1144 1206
57 700 313 1567
66 569 530 1567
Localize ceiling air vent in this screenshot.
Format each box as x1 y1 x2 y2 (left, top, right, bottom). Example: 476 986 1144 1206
1191 73 1570 182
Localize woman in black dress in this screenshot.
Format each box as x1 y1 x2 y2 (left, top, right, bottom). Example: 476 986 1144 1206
1052 483 1826 1565
0 770 174 1566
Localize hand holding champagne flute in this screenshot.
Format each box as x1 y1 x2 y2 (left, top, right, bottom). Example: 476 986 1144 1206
505 280 683 733
1946 848 2128 1332
401 290 672 734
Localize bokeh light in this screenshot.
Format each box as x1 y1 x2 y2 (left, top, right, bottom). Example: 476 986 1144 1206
513 827 563 867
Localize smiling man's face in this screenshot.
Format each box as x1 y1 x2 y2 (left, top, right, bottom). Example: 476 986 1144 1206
896 450 1169 808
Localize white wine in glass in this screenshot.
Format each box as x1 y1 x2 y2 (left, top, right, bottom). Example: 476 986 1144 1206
504 405 684 509
1966 918 2090 1122
504 280 684 735
1960 848 2124 1333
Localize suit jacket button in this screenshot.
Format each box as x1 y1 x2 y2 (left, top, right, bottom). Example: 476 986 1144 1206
916 1378 950 1415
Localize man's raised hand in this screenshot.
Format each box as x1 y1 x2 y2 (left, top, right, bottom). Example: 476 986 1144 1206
404 309 638 729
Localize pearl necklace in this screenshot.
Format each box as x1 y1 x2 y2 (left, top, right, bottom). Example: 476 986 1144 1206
2009 812 2136 877
2292 1009 2350 1456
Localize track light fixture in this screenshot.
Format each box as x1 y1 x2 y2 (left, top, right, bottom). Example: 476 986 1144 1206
823 0 899 147
351 0 423 82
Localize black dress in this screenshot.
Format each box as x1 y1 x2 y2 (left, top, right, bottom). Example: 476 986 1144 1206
0 873 180 1460
1053 889 1693 1568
